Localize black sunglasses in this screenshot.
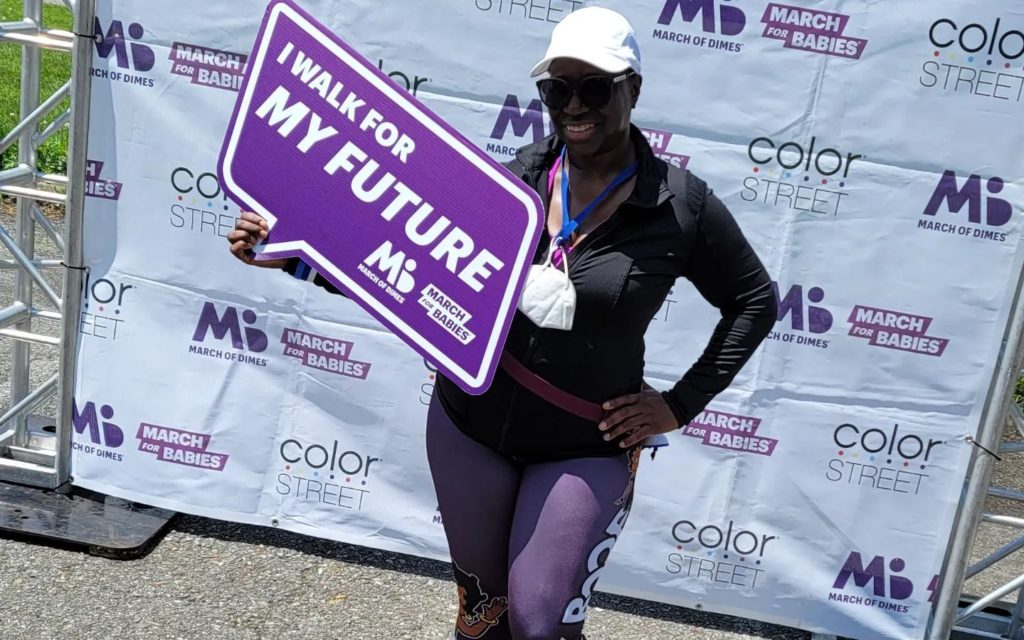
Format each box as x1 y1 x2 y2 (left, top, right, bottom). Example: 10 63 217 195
536 71 634 110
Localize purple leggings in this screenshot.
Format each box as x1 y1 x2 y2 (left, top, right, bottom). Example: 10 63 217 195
426 394 639 640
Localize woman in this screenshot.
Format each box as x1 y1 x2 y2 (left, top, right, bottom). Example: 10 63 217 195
228 7 776 639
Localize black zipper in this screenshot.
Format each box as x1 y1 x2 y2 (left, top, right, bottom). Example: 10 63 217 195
497 161 543 455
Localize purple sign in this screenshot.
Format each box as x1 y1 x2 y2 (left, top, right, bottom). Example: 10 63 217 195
218 0 543 394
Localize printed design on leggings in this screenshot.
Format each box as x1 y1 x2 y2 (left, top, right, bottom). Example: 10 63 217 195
614 447 642 506
453 561 508 638
561 503 632 625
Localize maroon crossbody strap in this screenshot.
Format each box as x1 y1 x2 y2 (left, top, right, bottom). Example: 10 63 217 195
499 351 606 423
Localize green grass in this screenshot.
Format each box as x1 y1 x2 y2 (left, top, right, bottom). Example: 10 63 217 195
0 0 73 175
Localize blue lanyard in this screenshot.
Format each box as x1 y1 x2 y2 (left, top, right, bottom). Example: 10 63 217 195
558 146 637 246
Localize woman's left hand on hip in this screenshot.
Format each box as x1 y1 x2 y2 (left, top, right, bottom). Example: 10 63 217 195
598 391 678 448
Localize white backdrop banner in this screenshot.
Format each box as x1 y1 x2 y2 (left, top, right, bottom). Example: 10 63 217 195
70 1 1024 639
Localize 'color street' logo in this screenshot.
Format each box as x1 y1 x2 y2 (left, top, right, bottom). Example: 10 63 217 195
169 42 247 92
848 306 949 357
653 0 746 53
667 519 777 589
920 16 1024 103
826 423 944 497
71 399 124 462
281 328 371 379
376 59 429 96
92 17 155 88
170 166 241 239
760 4 867 59
767 282 833 349
681 409 778 456
420 358 439 405
189 302 269 367
474 0 583 24
276 438 381 511
80 273 133 341
742 136 863 217
137 423 229 471
84 160 122 200
919 171 1013 242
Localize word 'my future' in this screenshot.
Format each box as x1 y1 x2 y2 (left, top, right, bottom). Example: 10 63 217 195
255 43 506 294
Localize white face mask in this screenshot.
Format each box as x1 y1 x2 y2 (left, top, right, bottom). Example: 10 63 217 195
517 239 576 331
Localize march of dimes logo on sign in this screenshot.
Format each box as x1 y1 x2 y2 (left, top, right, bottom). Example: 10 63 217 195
189 301 270 367
742 136 863 217
759 4 867 59
918 170 1014 243
652 1 867 58
169 43 247 92
829 551 938 615
666 518 779 589
920 15 1024 103
486 95 689 169
136 422 230 471
653 0 746 53
84 160 122 201
826 422 945 497
848 306 949 357
72 399 125 462
281 328 371 380
276 437 382 511
767 281 833 349
92 17 156 88
189 303 373 377
680 409 779 456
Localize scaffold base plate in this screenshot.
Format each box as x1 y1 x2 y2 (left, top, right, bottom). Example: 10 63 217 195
0 481 176 559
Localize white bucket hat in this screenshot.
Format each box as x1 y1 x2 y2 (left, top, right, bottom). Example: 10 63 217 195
530 7 642 78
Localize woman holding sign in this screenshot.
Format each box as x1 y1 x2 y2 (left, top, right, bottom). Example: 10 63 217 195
230 7 775 640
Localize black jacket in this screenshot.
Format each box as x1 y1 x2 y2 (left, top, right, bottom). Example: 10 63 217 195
287 126 777 462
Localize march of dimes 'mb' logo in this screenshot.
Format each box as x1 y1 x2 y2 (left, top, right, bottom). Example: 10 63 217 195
653 0 746 53
743 135 863 217
276 437 382 511
666 518 778 589
71 399 125 462
189 301 270 367
92 17 156 88
921 15 1024 103
826 422 944 497
485 95 689 170
829 551 939 614
918 170 1014 243
767 281 833 349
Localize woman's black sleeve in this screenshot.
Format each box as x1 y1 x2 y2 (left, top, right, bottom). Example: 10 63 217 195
660 188 778 427
281 258 346 297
